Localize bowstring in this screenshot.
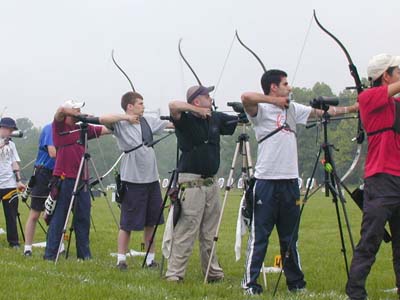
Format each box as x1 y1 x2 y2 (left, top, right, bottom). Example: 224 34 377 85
291 12 314 87
212 32 236 101
92 126 120 183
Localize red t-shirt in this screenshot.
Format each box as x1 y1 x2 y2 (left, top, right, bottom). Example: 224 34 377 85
52 119 103 179
359 85 400 178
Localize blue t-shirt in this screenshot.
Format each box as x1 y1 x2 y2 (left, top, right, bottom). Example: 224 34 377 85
35 123 55 170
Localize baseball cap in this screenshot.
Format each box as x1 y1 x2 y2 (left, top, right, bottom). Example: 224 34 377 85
186 85 214 103
62 100 85 109
0 117 18 130
367 53 400 82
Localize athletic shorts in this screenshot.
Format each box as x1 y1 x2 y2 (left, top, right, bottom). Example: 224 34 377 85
120 181 164 231
30 167 53 212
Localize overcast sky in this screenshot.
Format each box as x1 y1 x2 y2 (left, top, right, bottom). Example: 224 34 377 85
1 0 399 126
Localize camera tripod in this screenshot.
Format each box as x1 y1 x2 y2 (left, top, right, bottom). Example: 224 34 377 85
272 106 356 296
55 123 119 263
203 123 267 286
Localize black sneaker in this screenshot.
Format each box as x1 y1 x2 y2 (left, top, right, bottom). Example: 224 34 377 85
24 250 32 257
145 261 159 269
289 286 307 293
117 261 128 271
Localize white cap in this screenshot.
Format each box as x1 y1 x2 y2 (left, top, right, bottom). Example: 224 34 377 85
62 100 85 109
367 53 400 82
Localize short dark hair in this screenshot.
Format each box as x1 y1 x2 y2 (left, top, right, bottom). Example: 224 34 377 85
371 66 397 87
260 69 287 95
121 92 143 111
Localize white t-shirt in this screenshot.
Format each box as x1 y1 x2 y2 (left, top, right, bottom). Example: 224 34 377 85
249 102 311 180
0 140 20 189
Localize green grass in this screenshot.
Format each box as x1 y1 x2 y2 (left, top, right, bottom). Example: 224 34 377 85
0 190 396 300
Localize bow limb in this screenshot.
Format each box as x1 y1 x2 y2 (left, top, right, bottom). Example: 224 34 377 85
313 10 365 181
340 144 362 182
178 39 219 111
111 49 136 92
313 10 363 94
313 10 364 142
101 153 124 180
178 39 202 85
235 30 267 73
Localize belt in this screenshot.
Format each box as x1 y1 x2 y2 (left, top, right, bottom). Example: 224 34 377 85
180 177 214 189
35 165 53 173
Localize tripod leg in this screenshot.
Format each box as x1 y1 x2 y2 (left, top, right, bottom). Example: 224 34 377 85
159 255 165 278
37 219 47 235
333 173 355 251
65 223 73 259
23 201 47 235
89 158 119 229
141 171 175 268
329 181 350 278
55 156 85 264
90 214 96 232
88 190 97 233
325 147 353 276
204 141 241 284
17 211 25 243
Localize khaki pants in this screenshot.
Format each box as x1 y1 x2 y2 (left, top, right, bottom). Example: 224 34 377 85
166 173 224 279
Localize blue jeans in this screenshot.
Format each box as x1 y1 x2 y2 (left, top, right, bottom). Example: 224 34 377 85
44 178 91 260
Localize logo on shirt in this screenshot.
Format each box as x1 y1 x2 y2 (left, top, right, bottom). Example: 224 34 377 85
276 113 291 134
0 140 12 160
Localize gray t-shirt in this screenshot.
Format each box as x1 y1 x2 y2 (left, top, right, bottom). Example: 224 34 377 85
111 116 168 184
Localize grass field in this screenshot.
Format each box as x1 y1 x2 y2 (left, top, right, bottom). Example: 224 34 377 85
0 189 396 300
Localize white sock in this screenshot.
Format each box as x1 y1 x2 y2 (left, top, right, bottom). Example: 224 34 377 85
24 245 32 252
117 254 126 264
146 252 155 265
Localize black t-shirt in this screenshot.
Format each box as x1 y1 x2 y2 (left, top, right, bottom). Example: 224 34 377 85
173 111 237 176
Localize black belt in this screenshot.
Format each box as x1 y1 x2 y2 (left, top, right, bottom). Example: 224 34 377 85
34 165 53 173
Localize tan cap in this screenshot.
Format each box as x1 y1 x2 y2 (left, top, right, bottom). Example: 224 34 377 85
367 53 400 81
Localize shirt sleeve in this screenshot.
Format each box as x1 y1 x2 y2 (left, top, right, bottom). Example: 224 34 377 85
218 112 237 135
88 125 103 140
110 121 121 137
42 124 54 147
172 112 189 129
52 118 65 135
293 102 312 125
10 142 20 163
362 85 391 112
146 116 168 135
247 103 264 126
